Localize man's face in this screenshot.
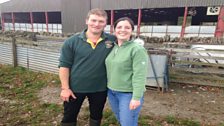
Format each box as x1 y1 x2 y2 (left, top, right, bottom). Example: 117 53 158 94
86 14 107 35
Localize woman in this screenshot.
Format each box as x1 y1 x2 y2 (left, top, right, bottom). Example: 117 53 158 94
105 17 148 126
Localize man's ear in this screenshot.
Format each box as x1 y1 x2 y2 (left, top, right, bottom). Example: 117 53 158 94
103 24 107 28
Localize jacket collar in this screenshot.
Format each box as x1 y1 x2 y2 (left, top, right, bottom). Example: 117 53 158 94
115 40 133 47
78 29 108 41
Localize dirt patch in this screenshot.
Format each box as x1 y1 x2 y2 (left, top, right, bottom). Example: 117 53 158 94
38 86 62 105
38 84 224 125
143 84 224 125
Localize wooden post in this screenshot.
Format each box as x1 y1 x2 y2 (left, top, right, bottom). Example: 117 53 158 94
12 37 17 67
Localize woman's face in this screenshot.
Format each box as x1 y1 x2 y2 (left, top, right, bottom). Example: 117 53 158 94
114 20 133 42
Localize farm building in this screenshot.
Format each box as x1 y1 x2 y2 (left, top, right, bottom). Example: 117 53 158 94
0 0 224 38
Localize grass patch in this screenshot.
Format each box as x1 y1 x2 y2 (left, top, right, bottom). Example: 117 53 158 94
165 115 200 126
0 65 61 125
0 64 223 125
102 108 118 126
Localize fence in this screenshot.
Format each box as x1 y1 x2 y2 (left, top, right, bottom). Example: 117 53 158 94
4 23 62 33
1 41 224 87
0 42 60 74
165 45 224 87
3 24 217 37
105 25 216 38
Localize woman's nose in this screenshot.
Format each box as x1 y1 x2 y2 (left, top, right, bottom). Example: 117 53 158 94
120 27 126 31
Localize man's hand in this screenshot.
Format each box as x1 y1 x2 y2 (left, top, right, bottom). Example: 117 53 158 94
60 89 76 102
129 99 141 110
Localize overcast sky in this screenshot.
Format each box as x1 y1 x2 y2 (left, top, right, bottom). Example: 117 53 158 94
0 0 10 4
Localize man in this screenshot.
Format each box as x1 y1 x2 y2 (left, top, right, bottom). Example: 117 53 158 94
59 8 115 126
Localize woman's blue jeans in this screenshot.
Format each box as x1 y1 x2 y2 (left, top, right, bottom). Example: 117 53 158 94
107 89 144 126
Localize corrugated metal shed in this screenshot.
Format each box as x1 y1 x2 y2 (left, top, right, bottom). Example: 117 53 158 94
61 0 90 33
1 0 223 12
1 0 223 33
61 0 224 33
0 0 61 12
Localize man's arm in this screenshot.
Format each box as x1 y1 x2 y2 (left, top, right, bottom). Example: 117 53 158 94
59 67 76 102
59 67 70 89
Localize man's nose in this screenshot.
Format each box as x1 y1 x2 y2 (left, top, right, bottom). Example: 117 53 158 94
94 21 100 26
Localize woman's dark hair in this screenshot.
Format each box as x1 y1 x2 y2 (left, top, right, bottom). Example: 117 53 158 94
114 17 134 31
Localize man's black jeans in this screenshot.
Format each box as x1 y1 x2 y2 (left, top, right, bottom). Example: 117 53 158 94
61 91 107 123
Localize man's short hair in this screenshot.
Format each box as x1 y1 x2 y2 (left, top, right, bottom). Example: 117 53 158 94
86 8 108 20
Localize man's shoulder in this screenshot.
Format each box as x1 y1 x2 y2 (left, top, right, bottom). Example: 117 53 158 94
64 33 82 44
68 33 81 40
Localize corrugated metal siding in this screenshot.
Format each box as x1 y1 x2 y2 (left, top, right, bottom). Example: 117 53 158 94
0 43 60 74
0 43 13 65
17 46 28 68
91 0 142 10
61 0 90 33
0 0 61 12
142 0 187 8
91 0 224 9
185 0 224 7
28 48 60 74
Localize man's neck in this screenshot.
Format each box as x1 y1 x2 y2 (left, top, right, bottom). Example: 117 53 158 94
86 31 102 42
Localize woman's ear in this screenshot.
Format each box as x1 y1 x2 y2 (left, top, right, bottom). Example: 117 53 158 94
112 28 115 35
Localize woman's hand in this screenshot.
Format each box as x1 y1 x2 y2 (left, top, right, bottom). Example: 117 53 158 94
60 89 76 102
129 99 141 110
